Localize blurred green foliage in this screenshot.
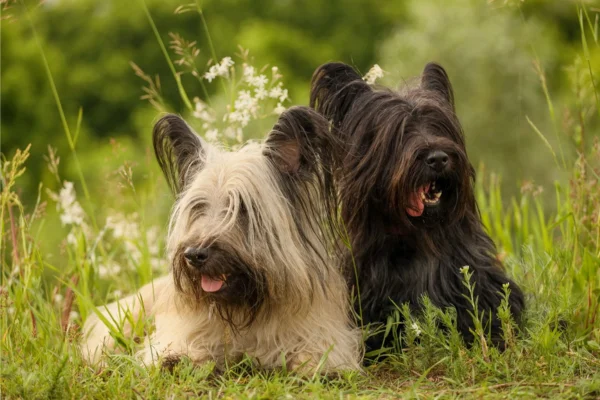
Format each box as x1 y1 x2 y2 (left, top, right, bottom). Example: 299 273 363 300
1 0 598 205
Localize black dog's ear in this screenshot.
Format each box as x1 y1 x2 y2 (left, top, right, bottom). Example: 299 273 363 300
153 114 204 194
421 62 455 109
310 62 371 129
264 106 339 176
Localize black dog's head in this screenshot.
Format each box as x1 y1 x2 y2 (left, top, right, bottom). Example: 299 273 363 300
311 62 476 235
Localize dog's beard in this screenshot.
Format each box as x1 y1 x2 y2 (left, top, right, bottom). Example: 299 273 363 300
172 244 269 329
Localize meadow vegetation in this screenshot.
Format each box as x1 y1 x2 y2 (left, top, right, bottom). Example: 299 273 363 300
1 0 600 398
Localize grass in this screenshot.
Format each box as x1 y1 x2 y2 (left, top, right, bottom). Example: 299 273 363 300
2 2 600 399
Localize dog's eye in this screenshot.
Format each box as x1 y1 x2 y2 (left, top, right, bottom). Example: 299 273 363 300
190 202 207 216
239 201 248 217
237 201 250 228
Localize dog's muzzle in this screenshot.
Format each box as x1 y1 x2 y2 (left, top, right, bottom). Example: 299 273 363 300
184 246 210 268
184 246 226 292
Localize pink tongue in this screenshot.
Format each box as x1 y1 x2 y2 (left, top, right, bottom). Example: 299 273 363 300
406 184 429 217
201 275 224 292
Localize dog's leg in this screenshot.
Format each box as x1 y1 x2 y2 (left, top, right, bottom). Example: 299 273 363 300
137 290 224 368
286 325 361 375
281 294 362 375
80 274 171 365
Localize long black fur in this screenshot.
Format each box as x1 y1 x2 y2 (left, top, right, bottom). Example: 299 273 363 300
310 62 525 352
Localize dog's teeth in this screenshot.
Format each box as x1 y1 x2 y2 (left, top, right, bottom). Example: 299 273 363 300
421 191 426 200
435 191 442 199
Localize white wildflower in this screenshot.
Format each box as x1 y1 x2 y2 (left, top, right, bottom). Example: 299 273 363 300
146 226 160 256
106 213 140 240
239 112 251 127
204 129 219 142
255 87 268 100
60 204 85 226
66 232 78 246
192 97 215 123
271 66 281 80
204 69 217 82
98 264 109 278
200 57 290 145
273 103 286 115
204 57 235 82
59 181 75 204
50 181 86 227
278 88 288 102
237 90 253 103
249 74 268 88
243 64 255 79
230 90 259 127
363 64 384 85
411 322 422 337
125 241 142 264
217 57 234 76
53 294 64 304
7 307 15 315
227 110 241 123
269 85 284 100
69 311 80 321
111 263 122 276
224 127 237 139
112 290 123 298
97 260 121 278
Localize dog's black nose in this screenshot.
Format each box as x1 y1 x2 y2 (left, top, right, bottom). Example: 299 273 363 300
426 150 449 171
184 247 210 267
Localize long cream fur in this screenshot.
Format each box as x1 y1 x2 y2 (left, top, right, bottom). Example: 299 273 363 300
81 130 361 373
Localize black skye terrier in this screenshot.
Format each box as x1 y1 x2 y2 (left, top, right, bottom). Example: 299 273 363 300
310 62 525 351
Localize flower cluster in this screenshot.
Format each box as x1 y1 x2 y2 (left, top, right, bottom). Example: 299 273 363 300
47 179 165 282
47 181 92 246
203 56 234 82
410 322 422 337
363 64 384 85
103 212 163 277
219 63 289 143
49 182 85 227
135 42 293 146
179 54 290 146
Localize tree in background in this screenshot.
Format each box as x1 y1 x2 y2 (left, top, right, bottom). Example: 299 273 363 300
1 0 403 199
379 0 575 198
1 0 594 204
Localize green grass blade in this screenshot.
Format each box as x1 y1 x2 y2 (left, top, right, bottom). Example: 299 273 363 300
526 116 560 168
139 0 193 112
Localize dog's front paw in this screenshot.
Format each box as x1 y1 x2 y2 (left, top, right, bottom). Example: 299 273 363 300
80 317 114 366
288 353 318 375
161 355 182 373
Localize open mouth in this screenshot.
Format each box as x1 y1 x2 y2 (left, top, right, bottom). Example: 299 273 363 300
406 181 443 217
201 274 228 293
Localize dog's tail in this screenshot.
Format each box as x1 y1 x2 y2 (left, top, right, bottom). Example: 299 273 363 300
310 62 371 130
